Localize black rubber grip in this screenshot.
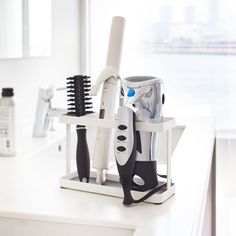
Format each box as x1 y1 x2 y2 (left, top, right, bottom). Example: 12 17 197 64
76 125 90 182
132 161 158 192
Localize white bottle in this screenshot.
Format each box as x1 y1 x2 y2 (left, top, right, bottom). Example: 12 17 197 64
0 88 17 156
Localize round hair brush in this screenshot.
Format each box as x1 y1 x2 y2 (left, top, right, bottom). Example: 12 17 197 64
67 75 93 182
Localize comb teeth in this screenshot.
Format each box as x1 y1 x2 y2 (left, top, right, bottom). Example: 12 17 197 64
66 75 93 117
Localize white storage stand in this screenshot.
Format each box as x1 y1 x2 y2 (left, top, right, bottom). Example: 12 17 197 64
59 113 176 204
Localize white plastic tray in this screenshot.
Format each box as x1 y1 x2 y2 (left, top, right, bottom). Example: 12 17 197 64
60 170 175 204
60 113 176 132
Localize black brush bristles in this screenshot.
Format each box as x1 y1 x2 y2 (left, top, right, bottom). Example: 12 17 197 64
66 75 93 116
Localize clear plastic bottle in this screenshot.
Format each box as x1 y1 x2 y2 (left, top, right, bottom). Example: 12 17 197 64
0 88 17 156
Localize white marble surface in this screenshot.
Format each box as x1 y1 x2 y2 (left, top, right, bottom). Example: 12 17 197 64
0 116 215 236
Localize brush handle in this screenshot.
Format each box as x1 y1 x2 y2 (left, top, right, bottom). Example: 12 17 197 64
76 125 90 182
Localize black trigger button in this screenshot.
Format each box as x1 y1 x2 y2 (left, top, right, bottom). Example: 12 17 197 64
117 146 126 152
117 135 126 141
118 125 127 130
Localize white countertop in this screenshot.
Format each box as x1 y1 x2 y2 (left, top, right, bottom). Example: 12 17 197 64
0 116 215 236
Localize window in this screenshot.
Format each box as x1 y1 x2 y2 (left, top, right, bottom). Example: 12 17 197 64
89 0 235 134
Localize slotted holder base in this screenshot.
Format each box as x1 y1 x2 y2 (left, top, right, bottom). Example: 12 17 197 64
59 113 176 204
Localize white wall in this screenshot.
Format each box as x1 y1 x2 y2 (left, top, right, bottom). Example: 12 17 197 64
0 0 23 58
0 0 80 124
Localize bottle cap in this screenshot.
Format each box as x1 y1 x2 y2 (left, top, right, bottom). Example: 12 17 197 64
2 88 14 97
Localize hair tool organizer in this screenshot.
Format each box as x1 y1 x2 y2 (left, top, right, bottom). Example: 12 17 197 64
59 16 176 205
59 109 176 205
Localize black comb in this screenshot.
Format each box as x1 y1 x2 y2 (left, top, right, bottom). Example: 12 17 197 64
66 75 93 183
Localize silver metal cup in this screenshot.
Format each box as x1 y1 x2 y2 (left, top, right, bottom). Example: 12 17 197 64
122 76 164 162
